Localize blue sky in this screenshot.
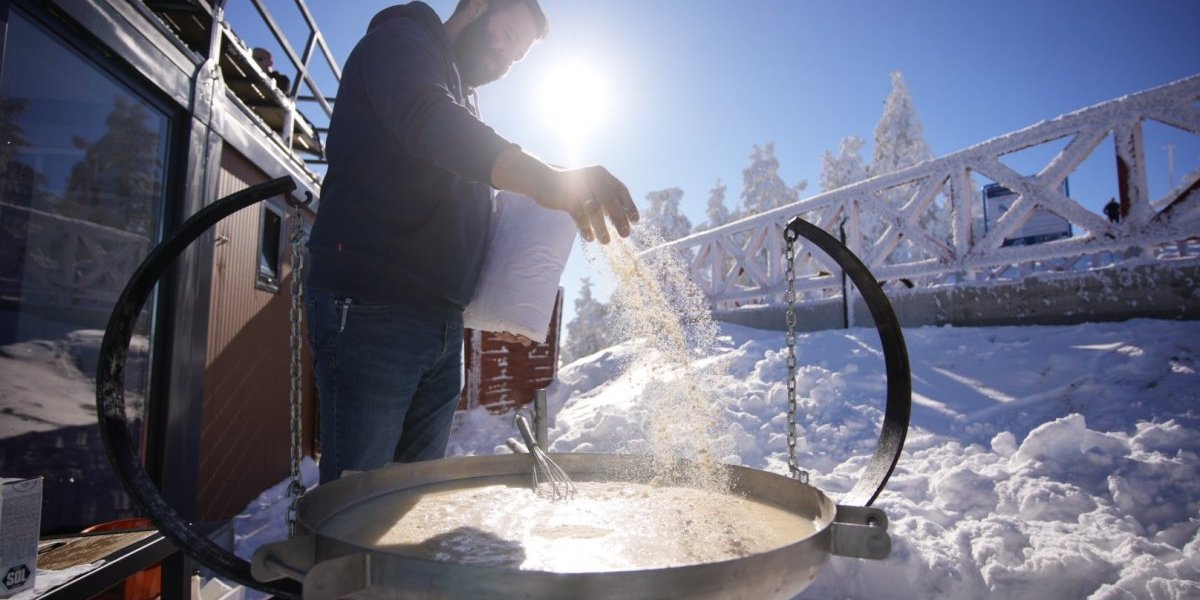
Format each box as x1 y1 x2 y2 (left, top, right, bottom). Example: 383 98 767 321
227 0 1200 327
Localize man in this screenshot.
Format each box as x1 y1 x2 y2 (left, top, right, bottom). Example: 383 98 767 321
305 0 638 484
251 47 291 91
1103 197 1121 224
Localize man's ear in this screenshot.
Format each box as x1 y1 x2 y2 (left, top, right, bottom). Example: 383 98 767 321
447 0 488 42
469 0 489 19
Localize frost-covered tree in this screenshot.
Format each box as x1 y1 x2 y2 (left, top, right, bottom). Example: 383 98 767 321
0 98 43 205
869 71 948 262
694 179 731 233
740 142 807 217
634 187 695 305
561 278 612 364
871 72 933 177
820 136 869 193
63 97 163 237
635 187 692 247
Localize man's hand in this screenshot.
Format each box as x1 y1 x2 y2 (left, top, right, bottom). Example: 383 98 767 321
491 147 640 244
539 165 639 244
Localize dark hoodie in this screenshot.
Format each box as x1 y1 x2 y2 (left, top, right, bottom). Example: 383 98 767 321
306 2 517 321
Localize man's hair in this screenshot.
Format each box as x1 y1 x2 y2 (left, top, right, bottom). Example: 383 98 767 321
454 0 549 40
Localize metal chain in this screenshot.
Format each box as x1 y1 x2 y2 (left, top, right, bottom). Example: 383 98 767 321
285 194 308 537
783 228 808 484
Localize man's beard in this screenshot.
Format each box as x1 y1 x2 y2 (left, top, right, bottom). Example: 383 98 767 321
453 13 507 89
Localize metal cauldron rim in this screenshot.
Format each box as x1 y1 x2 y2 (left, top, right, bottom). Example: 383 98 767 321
252 453 856 600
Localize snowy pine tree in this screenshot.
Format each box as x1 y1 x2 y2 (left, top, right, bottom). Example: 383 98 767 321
635 187 692 248
740 142 806 217
820 136 869 193
63 97 163 237
561 278 612 364
694 179 732 233
869 71 948 262
871 72 933 177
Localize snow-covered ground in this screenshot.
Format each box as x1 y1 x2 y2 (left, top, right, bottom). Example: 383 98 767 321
0 330 147 438
231 317 1199 599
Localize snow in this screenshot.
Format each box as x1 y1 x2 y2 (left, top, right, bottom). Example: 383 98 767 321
696 179 732 233
740 142 806 217
560 278 614 364
231 458 319 564
820 135 868 194
233 317 1200 599
0 330 147 439
637 187 692 246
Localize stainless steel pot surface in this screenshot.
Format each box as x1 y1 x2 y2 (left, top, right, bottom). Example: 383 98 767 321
252 453 889 600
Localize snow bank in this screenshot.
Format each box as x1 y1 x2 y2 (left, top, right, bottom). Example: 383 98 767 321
231 319 1199 599
447 318 1200 599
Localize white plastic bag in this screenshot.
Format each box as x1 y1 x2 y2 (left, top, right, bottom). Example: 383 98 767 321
463 191 576 343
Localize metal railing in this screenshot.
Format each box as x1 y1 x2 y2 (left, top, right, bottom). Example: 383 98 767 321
0 201 150 310
643 75 1200 311
244 0 340 160
150 0 343 167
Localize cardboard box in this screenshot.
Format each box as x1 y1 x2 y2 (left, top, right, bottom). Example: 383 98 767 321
0 477 42 598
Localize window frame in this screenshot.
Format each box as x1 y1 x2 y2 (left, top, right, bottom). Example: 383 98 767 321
0 0 186 529
256 199 285 293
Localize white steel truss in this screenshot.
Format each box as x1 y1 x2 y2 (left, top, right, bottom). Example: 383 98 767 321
643 75 1200 311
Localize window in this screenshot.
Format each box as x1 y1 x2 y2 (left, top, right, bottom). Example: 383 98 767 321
0 7 175 534
257 202 284 292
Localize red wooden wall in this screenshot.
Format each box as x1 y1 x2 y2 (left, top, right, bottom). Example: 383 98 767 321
460 289 563 413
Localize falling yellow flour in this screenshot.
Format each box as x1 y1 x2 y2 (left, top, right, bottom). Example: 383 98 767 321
587 231 733 492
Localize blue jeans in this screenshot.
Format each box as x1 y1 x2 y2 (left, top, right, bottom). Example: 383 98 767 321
306 286 464 484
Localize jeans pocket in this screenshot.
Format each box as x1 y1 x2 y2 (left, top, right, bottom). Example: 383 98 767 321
306 297 339 354
344 297 391 314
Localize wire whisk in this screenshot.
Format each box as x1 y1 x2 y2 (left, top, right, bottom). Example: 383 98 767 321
514 413 576 501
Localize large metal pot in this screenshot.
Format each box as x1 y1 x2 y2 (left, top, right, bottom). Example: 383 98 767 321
97 179 910 599
251 453 890 600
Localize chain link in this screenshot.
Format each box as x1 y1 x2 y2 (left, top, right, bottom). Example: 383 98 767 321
783 227 808 484
286 194 308 537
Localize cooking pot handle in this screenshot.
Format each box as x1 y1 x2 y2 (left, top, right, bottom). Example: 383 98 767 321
784 216 911 507
830 504 890 559
96 177 306 598
253 538 373 600
251 534 316 583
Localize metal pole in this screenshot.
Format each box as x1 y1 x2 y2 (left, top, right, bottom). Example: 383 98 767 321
1164 144 1176 190
533 388 548 450
840 218 850 329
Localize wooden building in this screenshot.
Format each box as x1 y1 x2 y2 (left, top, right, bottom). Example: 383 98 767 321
461 290 564 414
0 0 331 596
0 1 564 597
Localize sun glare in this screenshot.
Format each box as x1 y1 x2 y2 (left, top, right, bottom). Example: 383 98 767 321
539 62 610 146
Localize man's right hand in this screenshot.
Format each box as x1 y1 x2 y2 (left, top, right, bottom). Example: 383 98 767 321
536 165 640 244
491 147 639 244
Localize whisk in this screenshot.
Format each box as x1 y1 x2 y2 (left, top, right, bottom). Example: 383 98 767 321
513 413 576 501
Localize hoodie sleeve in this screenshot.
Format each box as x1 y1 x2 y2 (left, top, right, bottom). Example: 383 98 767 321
355 16 516 185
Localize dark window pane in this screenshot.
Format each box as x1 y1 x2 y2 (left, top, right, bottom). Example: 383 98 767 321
259 207 282 281
0 9 172 534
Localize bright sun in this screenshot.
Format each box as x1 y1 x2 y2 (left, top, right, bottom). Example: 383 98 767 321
539 62 610 146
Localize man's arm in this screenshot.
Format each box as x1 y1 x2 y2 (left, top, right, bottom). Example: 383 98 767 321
491 146 639 244
357 18 638 245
